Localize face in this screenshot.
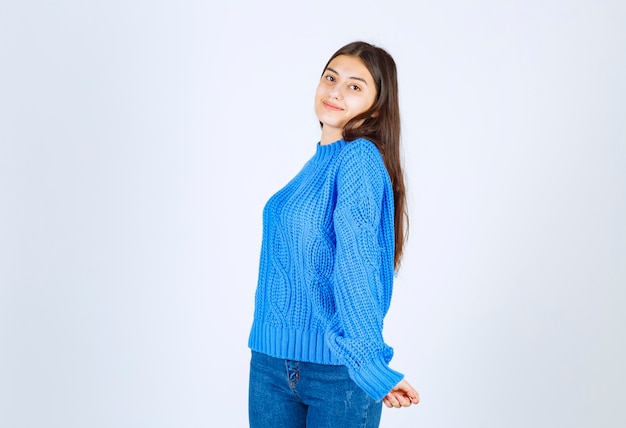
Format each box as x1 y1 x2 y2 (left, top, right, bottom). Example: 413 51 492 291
314 55 377 144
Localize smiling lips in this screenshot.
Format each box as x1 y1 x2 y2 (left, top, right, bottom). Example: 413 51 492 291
322 101 343 111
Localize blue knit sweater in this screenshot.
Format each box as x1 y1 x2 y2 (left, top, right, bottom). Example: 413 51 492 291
248 138 404 401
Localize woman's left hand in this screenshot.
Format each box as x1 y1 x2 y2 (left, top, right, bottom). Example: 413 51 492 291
382 379 420 409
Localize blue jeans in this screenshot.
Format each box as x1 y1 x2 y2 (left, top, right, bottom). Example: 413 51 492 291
248 351 382 428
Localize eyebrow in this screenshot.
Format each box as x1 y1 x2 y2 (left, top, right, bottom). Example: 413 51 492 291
326 67 369 86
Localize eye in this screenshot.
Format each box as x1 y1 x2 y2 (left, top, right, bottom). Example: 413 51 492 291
325 74 336 82
349 84 361 91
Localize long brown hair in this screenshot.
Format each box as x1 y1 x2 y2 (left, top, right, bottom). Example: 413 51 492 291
322 41 408 270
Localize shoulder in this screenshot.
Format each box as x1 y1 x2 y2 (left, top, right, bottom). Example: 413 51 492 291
339 138 381 158
336 138 385 172
335 138 390 195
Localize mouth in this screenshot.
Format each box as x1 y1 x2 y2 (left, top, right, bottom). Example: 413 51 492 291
322 101 343 111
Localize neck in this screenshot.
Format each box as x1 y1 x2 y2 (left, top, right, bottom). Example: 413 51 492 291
320 126 343 146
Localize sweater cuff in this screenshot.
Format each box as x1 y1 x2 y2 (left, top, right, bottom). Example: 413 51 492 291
349 355 405 401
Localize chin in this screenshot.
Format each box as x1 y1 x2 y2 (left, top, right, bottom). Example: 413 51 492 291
317 114 345 129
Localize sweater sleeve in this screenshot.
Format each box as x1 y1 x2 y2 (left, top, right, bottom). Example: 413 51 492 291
327 139 404 401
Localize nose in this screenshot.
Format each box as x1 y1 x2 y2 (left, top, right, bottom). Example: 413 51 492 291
329 86 342 100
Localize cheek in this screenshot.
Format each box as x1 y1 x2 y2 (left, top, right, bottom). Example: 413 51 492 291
314 82 326 98
314 88 324 111
314 86 325 108
361 95 376 114
355 97 374 115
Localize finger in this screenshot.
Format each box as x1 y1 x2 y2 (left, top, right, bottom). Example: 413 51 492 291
398 385 418 404
382 398 392 408
395 393 411 407
408 390 420 405
393 392 406 408
387 393 401 408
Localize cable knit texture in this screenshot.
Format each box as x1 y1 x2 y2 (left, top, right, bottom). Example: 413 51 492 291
248 138 403 401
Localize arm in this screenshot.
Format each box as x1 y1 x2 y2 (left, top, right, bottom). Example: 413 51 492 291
326 140 403 401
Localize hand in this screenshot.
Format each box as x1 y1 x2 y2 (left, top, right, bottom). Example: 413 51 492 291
382 379 420 409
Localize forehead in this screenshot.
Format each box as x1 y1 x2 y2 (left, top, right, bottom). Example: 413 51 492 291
326 55 374 84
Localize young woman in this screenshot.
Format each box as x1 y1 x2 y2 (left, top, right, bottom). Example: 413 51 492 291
248 41 419 427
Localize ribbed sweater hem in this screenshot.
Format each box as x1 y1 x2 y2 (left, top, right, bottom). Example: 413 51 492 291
248 321 340 365
349 355 405 401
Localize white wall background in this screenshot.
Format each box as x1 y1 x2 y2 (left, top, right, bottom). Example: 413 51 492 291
1 1 624 427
